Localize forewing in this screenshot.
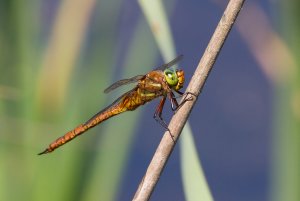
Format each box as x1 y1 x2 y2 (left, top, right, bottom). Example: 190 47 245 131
104 55 183 93
104 75 144 93
84 88 136 126
154 55 183 71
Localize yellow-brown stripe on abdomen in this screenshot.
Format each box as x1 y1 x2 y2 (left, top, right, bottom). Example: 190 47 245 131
85 105 127 128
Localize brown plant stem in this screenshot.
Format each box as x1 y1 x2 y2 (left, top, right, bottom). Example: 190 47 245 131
132 0 245 200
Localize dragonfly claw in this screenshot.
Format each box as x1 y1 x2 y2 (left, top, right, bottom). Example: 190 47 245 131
183 92 197 102
174 92 197 113
168 130 175 143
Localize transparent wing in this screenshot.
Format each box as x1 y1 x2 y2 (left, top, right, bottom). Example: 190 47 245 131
154 55 184 71
104 75 144 93
104 55 183 93
85 88 137 126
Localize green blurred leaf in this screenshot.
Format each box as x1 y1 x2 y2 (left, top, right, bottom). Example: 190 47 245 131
180 124 214 201
271 1 300 199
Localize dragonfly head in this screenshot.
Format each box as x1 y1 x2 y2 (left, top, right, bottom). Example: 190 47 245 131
164 69 185 91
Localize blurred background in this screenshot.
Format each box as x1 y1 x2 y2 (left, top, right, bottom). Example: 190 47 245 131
0 0 299 201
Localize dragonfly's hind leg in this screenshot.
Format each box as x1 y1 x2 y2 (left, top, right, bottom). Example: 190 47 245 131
153 97 175 142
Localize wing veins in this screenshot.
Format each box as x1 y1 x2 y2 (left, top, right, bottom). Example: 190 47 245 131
104 75 144 93
154 55 183 71
84 88 137 126
104 55 183 93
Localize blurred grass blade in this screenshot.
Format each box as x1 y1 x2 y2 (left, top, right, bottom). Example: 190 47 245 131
36 0 96 117
1 1 41 201
32 1 97 201
273 1 300 201
139 0 213 200
235 2 296 84
138 0 175 60
180 124 213 201
229 2 300 201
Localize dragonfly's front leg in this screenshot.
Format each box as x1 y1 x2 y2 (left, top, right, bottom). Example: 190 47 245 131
168 92 179 111
153 97 168 129
172 91 197 112
153 97 175 141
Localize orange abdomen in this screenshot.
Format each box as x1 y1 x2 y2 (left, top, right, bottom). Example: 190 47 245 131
38 90 148 155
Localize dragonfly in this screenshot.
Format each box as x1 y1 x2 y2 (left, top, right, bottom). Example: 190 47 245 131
38 55 187 155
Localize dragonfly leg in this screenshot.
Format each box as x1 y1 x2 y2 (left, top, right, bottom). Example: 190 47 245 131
153 97 167 128
168 92 179 112
183 91 197 102
170 90 187 99
153 97 175 141
174 90 184 96
174 91 197 112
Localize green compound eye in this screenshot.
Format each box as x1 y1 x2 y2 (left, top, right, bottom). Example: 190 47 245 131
164 69 178 87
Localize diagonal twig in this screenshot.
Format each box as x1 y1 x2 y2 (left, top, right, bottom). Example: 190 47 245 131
132 0 246 200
